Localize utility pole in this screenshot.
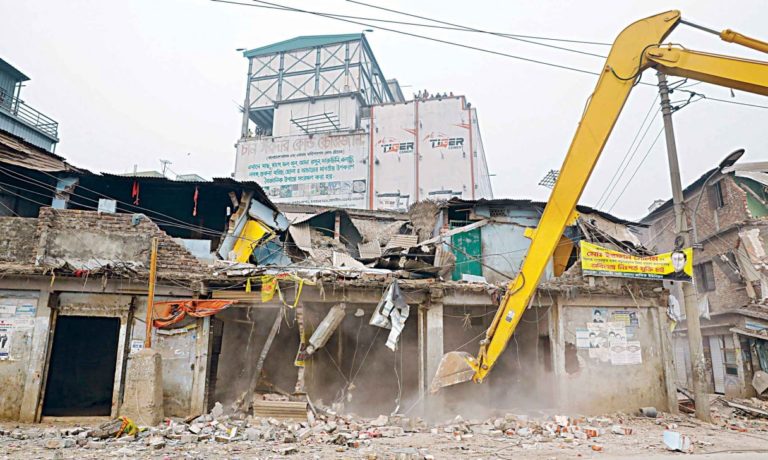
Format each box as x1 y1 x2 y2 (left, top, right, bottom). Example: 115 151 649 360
144 237 159 349
657 72 711 422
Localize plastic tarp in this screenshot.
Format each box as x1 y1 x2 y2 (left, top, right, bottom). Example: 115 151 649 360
369 280 410 351
153 300 235 328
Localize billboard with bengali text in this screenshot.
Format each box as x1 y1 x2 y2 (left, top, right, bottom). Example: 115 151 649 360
236 133 368 208
580 241 693 282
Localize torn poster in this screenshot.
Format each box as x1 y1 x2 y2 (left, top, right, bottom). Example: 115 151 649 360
575 328 590 348
592 308 608 323
0 327 11 359
609 341 642 365
130 340 144 354
608 322 627 345
15 304 36 317
370 280 410 351
611 310 639 328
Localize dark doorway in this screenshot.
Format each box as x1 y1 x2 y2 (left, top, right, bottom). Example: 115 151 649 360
43 316 120 416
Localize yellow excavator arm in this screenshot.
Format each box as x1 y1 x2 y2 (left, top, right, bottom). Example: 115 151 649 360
432 10 768 391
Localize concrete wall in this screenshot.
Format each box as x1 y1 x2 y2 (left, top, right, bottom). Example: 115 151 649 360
236 95 494 210
127 296 203 418
0 290 41 420
0 273 202 422
272 98 361 137
557 300 671 413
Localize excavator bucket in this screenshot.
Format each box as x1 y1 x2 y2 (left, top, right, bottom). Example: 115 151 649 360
429 351 477 392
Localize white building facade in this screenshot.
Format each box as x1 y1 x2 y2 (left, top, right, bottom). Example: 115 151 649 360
234 34 492 211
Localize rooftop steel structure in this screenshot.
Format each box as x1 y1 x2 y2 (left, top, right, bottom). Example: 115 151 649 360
240 33 395 137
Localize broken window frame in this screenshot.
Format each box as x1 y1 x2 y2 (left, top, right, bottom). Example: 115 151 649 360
694 261 717 292
709 181 726 209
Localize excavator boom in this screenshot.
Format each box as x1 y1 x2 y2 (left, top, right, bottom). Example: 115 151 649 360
432 11 768 391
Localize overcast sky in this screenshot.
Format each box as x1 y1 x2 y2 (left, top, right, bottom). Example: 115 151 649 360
2 0 768 220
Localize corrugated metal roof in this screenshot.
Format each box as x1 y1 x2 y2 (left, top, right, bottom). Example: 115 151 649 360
357 241 382 260
446 198 646 227
84 173 279 212
243 34 363 58
0 58 30 82
116 170 166 178
0 129 71 172
385 234 418 250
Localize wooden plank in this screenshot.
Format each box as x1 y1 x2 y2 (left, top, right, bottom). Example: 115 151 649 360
241 308 283 412
252 400 308 421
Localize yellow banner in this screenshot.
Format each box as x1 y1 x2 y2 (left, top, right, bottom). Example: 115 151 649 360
580 241 693 282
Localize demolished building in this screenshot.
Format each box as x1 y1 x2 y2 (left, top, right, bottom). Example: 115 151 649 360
641 161 768 398
0 181 678 422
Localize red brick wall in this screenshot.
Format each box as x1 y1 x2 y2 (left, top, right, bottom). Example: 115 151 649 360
0 217 38 263
36 208 209 279
641 176 755 313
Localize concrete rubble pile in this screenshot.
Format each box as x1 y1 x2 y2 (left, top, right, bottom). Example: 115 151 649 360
4 398 768 458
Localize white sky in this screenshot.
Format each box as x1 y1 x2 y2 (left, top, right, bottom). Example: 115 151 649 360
2 0 767 220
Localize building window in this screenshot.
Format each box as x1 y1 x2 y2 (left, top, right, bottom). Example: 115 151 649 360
709 181 726 209
489 207 506 218
694 261 716 292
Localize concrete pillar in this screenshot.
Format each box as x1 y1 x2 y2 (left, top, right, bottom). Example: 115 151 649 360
19 290 54 423
418 299 444 412
425 302 444 386
121 348 164 426
549 297 568 408
190 317 211 416
651 306 679 414
418 307 426 401
732 332 750 397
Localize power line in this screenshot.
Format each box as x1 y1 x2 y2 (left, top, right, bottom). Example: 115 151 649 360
595 95 660 209
0 166 217 237
606 127 666 212
678 89 768 109
211 0 604 77
215 0 611 47
346 0 607 57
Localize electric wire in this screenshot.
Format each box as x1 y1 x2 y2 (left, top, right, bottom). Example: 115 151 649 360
216 0 611 46
606 127 666 212
594 95 660 209
678 89 768 109
0 164 252 242
212 0 604 77
345 0 607 58
597 111 661 209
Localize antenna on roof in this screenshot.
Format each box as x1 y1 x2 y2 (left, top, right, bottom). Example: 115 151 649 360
159 159 172 178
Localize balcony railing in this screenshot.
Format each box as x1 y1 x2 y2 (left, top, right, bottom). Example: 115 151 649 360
0 93 59 139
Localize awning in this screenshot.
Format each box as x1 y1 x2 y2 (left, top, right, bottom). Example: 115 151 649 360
730 327 768 341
